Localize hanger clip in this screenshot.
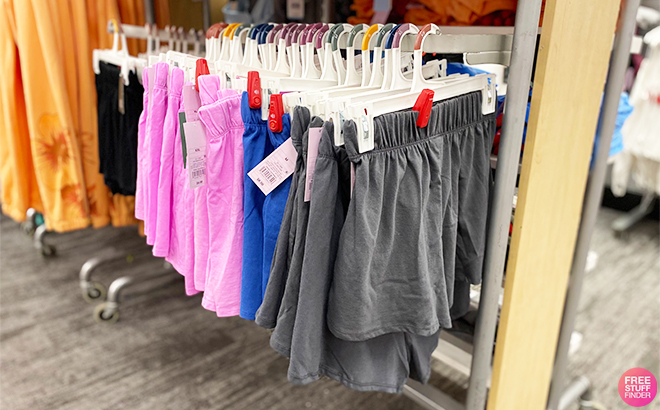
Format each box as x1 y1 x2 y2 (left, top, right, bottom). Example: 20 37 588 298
195 59 210 92
413 89 434 128
268 94 284 132
248 71 262 109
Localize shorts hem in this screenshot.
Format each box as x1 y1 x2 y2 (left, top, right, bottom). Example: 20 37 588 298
240 309 257 321
152 246 169 258
270 339 291 358
289 367 405 394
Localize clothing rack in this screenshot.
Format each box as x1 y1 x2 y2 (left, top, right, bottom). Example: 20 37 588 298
91 4 634 408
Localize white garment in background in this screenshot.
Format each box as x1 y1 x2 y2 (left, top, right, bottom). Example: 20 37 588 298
611 28 660 197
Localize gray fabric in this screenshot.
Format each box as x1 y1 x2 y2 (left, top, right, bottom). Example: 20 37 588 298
328 92 496 341
255 106 311 329
268 115 324 356
255 109 325 346
277 122 440 393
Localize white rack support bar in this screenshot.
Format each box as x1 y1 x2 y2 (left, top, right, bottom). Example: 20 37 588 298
107 23 203 44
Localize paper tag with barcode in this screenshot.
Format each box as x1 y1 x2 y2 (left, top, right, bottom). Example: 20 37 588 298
305 127 322 202
248 138 297 196
183 121 207 189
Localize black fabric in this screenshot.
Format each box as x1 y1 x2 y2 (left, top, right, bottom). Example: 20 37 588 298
95 62 143 196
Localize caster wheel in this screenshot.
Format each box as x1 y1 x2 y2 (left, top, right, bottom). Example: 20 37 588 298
82 282 107 303
21 221 36 236
40 244 56 257
93 303 119 324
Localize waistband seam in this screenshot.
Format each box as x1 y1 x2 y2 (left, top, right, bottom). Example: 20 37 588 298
349 116 492 160
208 124 244 141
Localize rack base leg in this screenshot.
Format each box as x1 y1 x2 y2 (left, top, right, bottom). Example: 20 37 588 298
556 376 596 410
33 224 56 257
611 192 657 235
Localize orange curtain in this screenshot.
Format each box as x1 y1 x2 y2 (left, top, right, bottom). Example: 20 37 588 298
0 0 148 231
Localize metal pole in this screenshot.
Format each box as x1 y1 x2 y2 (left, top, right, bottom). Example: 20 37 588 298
144 0 155 24
545 0 640 408
202 0 212 31
465 0 544 409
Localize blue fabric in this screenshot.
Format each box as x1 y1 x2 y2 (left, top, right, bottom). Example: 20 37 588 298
592 92 633 167
240 92 273 320
262 113 292 300
446 63 490 77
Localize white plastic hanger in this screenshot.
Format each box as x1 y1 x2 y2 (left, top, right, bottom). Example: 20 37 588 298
94 20 145 85
301 23 327 79
273 23 298 75
287 24 306 78
347 24 496 153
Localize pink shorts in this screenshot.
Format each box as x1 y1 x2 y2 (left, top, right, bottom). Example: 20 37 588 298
193 75 223 292
144 63 169 245
198 89 244 317
167 82 198 295
153 67 184 257
134 69 149 221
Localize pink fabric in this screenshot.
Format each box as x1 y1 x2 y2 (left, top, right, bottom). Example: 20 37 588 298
134 69 149 221
167 81 198 296
153 67 184 257
193 75 222 292
144 63 169 245
198 89 244 317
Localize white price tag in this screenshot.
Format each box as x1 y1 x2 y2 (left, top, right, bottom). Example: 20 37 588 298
248 138 297 196
183 121 208 189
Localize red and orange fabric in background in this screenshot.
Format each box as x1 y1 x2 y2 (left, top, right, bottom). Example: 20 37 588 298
0 0 151 231
349 0 545 27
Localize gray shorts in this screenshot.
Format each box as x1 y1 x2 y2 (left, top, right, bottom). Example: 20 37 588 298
328 91 496 341
255 106 321 338
278 121 440 393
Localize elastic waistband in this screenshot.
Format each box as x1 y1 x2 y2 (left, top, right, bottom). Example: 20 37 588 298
198 93 243 140
317 121 336 158
344 91 492 159
268 113 292 148
291 106 311 152
240 92 267 126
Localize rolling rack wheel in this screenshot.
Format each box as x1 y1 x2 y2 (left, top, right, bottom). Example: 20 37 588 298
79 254 125 303
93 302 119 324
91 276 133 324
90 266 177 324
34 224 56 257
21 208 38 236
82 282 107 303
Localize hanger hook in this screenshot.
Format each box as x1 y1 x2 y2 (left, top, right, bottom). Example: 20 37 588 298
415 24 441 52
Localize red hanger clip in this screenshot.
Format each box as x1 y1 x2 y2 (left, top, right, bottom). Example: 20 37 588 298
248 71 262 109
195 59 210 92
413 89 434 128
268 94 284 133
